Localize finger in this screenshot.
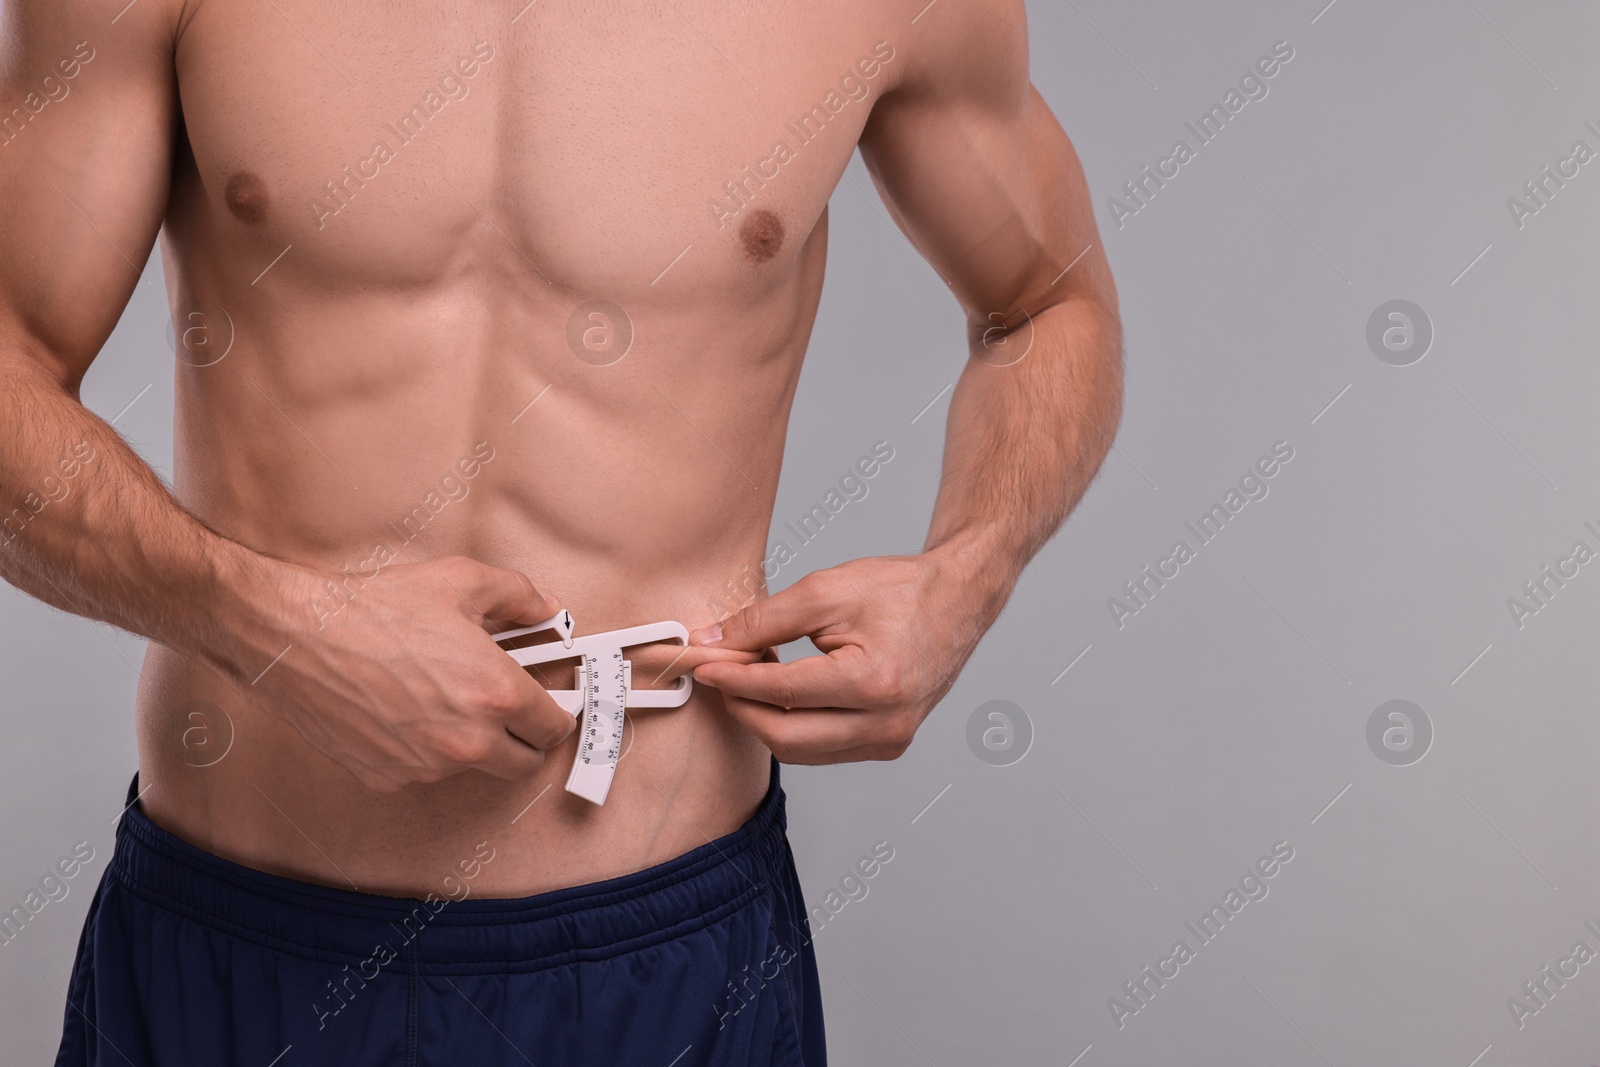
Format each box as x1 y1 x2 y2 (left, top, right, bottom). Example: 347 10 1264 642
451 559 561 627
501 666 579 750
691 576 839 651
719 698 884 758
624 641 762 686
776 742 908 766
694 648 871 709
470 730 551 781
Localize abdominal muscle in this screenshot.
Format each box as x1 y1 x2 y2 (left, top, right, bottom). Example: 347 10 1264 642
133 236 823 898
137 644 775 898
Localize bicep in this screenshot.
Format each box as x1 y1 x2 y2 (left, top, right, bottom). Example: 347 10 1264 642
857 3 1114 331
0 0 179 388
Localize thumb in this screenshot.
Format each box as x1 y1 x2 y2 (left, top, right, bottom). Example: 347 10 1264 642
451 559 560 626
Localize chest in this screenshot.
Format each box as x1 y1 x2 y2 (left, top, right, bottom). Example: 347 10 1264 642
172 0 903 293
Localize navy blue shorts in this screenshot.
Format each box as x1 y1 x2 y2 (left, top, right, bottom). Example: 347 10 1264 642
56 760 826 1066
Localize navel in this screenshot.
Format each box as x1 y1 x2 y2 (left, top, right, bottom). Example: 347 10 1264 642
224 171 271 225
739 208 784 263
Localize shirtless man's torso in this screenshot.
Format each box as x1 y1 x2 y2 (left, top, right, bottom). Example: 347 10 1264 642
1 0 1120 1060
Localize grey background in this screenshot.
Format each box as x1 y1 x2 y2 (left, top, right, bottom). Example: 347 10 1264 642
4 0 1598 1063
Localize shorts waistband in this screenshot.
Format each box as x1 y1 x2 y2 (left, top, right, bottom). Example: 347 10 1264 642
108 760 787 976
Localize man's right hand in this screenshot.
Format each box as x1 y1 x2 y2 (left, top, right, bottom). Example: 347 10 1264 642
245 557 576 793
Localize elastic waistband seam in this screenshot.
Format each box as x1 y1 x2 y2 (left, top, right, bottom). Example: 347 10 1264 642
116 802 773 926
109 860 395 967
109 856 768 973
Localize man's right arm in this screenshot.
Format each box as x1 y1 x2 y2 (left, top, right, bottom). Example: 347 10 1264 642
0 0 236 658
0 0 584 790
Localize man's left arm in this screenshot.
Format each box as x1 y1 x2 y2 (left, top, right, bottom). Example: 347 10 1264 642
691 0 1122 763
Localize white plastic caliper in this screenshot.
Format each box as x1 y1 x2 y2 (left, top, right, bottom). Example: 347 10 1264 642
493 610 693 805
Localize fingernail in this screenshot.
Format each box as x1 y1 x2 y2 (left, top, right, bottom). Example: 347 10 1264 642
690 624 722 646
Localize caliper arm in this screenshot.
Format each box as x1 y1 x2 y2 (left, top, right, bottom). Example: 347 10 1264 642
493 612 693 803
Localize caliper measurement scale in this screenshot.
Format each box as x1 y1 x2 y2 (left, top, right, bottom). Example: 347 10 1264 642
493 612 692 806
568 647 625 804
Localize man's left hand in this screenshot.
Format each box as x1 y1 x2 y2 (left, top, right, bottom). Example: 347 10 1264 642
688 553 993 764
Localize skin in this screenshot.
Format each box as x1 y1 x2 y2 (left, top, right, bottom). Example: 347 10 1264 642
0 0 1120 898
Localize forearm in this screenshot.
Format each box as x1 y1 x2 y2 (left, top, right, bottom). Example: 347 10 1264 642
923 295 1123 618
0 354 295 684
